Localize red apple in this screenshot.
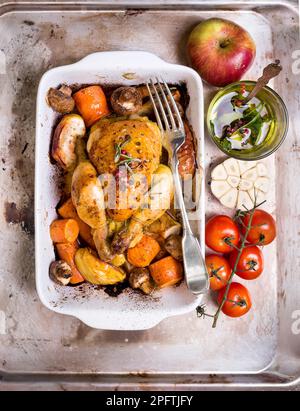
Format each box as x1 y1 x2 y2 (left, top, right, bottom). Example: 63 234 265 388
187 18 256 87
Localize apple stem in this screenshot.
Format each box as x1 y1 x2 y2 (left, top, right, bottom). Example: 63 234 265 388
219 39 231 48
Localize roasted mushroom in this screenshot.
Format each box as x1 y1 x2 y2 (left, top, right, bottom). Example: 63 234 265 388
47 85 75 114
110 86 143 115
51 114 86 170
147 212 181 239
164 234 183 261
49 260 72 285
129 267 155 295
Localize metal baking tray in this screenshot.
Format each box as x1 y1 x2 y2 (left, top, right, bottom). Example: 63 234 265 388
0 0 299 390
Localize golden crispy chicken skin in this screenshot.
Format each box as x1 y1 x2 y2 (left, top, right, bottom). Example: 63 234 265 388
71 161 106 229
87 117 162 178
87 117 162 222
71 161 115 262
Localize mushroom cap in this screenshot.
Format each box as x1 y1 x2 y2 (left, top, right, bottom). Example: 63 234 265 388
47 86 75 114
110 86 143 115
49 260 72 285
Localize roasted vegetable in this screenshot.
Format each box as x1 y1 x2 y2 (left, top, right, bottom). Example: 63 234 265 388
107 219 124 237
50 218 79 244
56 242 84 284
51 114 86 170
110 86 143 115
127 235 161 267
58 198 95 248
110 254 126 267
164 234 183 261
122 260 135 274
147 212 181 239
149 256 183 288
128 232 144 249
75 248 125 285
47 85 75 114
129 267 155 295
49 260 72 286
73 85 110 127
111 164 174 254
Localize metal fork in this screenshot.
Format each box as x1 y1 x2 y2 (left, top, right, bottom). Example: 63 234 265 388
146 78 209 295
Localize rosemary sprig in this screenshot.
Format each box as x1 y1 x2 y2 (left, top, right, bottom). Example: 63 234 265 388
114 134 142 174
114 134 132 163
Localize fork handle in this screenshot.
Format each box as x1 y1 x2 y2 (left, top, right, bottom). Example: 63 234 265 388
171 155 193 236
171 155 209 294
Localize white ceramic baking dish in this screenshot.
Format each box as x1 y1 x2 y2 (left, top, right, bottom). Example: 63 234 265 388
35 51 205 330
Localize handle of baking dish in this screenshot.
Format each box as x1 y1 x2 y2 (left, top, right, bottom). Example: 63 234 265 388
75 313 167 331
76 51 169 68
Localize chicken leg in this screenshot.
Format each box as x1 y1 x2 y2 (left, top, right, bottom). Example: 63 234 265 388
71 160 115 262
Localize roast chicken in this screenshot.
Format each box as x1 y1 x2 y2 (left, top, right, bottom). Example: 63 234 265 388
70 116 170 261
87 116 162 222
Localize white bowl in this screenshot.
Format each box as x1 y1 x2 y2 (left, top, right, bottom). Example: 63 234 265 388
35 51 205 330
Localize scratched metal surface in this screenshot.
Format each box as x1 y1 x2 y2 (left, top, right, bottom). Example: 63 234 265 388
0 0 299 390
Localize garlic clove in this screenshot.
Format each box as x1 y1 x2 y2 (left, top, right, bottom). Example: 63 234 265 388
242 167 258 181
211 163 228 180
227 175 240 188
239 178 254 191
254 176 270 193
223 158 240 177
237 160 257 174
236 190 254 210
219 188 238 209
248 188 266 204
211 180 231 198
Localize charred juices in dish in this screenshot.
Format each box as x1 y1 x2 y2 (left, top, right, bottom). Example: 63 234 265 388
48 82 196 294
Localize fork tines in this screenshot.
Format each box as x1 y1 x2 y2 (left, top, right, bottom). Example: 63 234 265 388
146 78 184 132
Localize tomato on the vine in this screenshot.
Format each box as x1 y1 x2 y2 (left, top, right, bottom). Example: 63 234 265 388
205 215 240 253
205 254 231 291
217 282 252 318
229 245 264 280
241 209 276 245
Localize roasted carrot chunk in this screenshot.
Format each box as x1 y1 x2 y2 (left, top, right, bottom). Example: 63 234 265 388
56 242 84 284
149 256 183 288
58 198 95 249
50 218 79 243
73 85 110 127
127 235 161 267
